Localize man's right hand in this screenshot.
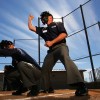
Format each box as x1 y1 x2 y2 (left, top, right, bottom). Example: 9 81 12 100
28 15 34 20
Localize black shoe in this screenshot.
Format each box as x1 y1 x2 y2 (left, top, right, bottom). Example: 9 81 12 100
40 87 54 93
12 87 28 95
27 85 39 96
75 86 88 96
48 87 54 93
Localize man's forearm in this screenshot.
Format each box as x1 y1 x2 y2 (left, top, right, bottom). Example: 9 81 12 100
45 33 68 47
0 49 13 57
52 33 67 44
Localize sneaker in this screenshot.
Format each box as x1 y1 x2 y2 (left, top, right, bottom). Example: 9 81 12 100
12 87 28 95
75 86 88 96
27 85 39 96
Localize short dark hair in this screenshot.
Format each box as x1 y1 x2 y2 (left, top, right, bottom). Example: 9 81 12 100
40 11 53 19
0 40 13 49
40 11 53 24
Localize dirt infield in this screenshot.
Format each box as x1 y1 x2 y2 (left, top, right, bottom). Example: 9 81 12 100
0 89 100 100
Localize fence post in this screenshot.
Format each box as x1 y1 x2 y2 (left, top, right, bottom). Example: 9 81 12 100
13 39 15 46
80 5 96 82
62 17 64 23
38 17 40 65
98 21 100 31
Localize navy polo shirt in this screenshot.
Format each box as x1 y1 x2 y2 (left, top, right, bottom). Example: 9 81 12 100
0 48 41 70
36 22 67 47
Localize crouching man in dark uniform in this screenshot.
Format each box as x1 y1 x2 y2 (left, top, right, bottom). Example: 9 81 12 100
0 40 41 96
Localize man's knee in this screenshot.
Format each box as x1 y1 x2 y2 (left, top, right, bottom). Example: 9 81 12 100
17 61 25 69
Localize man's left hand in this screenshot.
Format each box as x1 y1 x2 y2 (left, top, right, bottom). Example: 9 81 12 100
45 41 53 47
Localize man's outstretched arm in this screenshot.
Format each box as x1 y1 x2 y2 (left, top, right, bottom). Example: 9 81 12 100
28 15 37 33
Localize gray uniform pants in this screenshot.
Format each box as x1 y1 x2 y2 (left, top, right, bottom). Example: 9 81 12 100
6 61 41 88
42 43 83 90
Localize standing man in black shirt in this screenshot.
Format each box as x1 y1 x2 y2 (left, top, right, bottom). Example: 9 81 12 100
28 11 88 96
0 40 41 96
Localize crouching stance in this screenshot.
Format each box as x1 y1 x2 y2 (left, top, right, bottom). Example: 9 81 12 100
0 40 41 96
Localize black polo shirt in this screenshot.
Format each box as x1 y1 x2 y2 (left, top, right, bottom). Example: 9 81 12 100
36 22 67 47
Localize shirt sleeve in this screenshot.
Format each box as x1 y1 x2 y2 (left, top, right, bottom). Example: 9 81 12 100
57 22 68 35
0 48 17 57
36 26 43 36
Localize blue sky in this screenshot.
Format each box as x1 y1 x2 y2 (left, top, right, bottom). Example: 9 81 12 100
0 0 100 81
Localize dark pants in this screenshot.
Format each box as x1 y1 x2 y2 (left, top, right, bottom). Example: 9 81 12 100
3 65 20 90
5 61 41 89
42 43 83 90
